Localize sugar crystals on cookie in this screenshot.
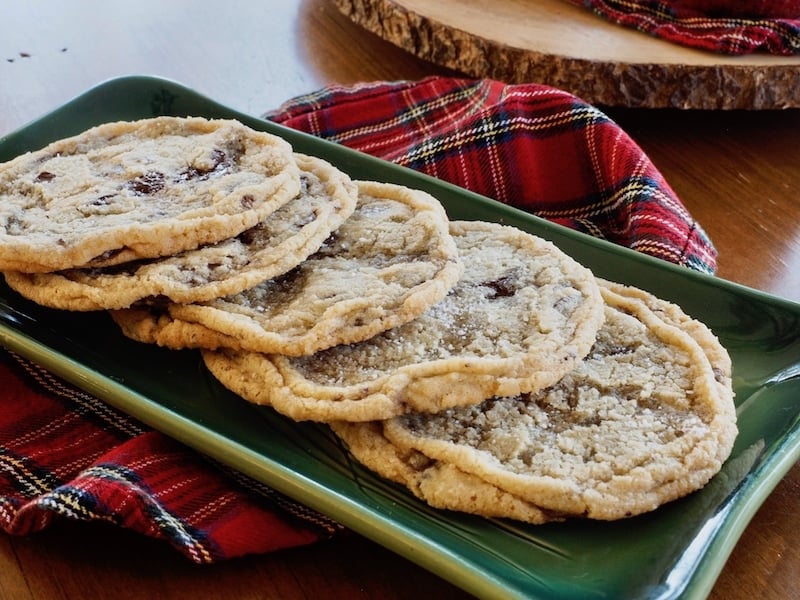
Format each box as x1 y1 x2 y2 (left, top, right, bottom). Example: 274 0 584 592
0 116 300 272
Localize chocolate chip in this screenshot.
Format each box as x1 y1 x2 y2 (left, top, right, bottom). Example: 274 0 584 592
483 275 517 299
178 148 229 181
91 194 115 206
261 266 305 294
299 173 310 194
236 226 260 245
126 170 166 195
34 171 56 182
138 295 172 310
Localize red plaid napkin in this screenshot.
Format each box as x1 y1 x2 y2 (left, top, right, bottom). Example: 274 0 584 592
567 0 800 55
267 77 716 273
0 349 340 562
0 77 717 562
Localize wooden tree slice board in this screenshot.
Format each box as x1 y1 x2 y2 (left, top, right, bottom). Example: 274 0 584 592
333 0 800 109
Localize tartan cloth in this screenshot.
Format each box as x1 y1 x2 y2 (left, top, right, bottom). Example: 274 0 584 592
567 0 800 55
0 77 716 562
266 77 717 273
0 349 340 562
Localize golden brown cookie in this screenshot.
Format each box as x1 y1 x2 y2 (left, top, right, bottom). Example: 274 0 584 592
112 180 463 354
375 281 737 521
330 420 559 524
4 154 356 310
0 116 299 272
202 220 604 422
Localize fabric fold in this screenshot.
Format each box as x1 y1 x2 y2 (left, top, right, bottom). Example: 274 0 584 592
566 0 800 55
0 350 338 562
266 77 716 273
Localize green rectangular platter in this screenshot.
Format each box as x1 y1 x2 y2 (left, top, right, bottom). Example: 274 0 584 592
1 76 799 600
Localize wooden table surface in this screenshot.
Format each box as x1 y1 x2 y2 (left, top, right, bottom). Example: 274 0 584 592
1 1 798 598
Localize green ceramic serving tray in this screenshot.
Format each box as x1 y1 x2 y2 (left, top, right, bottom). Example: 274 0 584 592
1 76 798 600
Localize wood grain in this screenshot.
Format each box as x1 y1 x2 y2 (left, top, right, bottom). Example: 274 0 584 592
333 0 800 109
0 0 798 598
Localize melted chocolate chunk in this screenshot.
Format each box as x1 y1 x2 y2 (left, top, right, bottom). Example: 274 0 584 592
236 226 260 245
270 266 303 291
483 275 517 299
298 173 310 194
34 171 56 183
137 295 172 310
178 149 230 181
126 170 166 195
89 194 116 207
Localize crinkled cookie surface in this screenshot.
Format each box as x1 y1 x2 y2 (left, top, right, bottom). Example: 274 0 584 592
5 153 356 309
115 180 463 355
0 116 299 272
375 281 737 520
203 220 604 421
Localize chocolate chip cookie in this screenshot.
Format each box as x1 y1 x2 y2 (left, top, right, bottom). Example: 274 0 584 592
203 220 604 422
0 116 299 272
350 280 737 521
4 154 356 309
112 180 463 355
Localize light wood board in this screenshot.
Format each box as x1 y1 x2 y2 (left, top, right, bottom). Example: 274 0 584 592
333 0 800 109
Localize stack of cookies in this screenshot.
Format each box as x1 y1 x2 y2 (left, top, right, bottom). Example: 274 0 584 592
0 116 737 524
